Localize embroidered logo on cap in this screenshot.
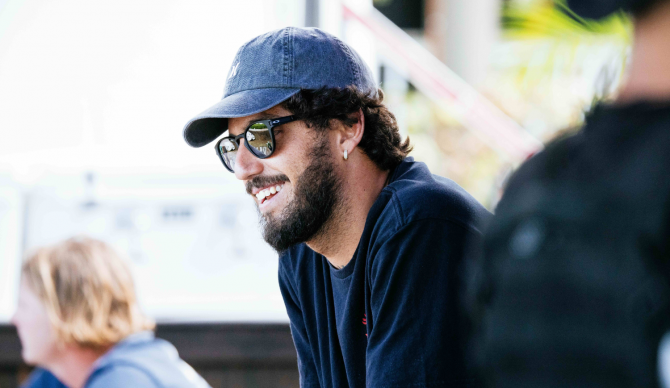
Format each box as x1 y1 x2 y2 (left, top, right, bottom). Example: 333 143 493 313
229 62 239 80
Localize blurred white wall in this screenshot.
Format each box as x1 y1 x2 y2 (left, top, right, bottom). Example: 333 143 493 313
22 171 287 322
0 178 23 322
443 0 500 88
0 0 314 323
0 0 303 172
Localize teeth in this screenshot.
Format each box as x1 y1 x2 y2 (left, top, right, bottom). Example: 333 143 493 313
255 184 284 202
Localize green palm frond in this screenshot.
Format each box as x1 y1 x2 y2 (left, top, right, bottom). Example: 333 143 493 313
503 0 632 43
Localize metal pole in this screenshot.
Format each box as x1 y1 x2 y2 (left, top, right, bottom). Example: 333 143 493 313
444 0 500 88
305 0 320 27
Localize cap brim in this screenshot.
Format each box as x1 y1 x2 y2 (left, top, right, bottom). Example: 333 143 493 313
183 87 301 148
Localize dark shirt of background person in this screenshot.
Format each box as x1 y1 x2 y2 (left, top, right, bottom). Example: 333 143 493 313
466 0 670 387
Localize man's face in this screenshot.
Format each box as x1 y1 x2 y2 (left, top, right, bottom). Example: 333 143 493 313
228 105 342 252
11 278 60 366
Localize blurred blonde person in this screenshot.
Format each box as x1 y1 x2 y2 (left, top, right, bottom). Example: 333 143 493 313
11 237 210 388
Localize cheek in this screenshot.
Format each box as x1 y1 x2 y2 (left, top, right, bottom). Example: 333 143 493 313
18 310 59 364
274 131 319 171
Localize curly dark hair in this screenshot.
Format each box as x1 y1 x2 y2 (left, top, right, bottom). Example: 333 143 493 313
282 86 412 171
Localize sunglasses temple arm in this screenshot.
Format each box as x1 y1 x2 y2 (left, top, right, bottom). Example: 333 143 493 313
271 116 296 125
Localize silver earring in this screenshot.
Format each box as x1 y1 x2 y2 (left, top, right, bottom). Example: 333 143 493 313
343 149 348 160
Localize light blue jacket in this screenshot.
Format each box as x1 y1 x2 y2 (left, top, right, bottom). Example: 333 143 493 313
84 331 210 388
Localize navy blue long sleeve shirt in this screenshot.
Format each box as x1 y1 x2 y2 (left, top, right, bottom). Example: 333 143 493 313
279 158 491 388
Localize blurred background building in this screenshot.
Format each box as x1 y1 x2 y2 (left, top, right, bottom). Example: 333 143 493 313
0 0 631 386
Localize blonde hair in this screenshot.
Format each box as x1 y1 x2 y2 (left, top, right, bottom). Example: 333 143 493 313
21 236 155 349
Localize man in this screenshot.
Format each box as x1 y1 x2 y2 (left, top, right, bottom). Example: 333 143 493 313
467 1 670 387
183 27 490 387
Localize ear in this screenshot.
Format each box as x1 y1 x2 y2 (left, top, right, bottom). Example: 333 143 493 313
336 109 364 156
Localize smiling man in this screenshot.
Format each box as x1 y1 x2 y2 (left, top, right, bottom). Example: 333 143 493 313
183 27 490 388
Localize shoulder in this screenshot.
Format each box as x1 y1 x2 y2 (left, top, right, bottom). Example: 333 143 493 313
382 160 491 235
505 130 583 192
88 333 210 388
495 129 587 220
94 333 176 368
86 364 158 388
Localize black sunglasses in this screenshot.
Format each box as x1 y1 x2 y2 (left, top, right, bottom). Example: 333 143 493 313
214 115 298 173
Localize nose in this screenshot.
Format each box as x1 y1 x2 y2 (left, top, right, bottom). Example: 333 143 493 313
234 140 264 181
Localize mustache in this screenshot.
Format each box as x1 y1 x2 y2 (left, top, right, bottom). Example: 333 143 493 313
245 174 290 195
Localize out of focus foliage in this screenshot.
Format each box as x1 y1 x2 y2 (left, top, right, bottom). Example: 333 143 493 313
386 0 633 209
504 0 631 39
484 0 633 140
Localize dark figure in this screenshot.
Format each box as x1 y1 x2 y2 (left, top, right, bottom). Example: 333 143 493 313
468 1 670 387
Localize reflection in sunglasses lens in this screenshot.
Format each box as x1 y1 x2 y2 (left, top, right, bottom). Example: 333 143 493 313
224 150 237 171
218 138 238 172
221 138 236 152
248 123 273 156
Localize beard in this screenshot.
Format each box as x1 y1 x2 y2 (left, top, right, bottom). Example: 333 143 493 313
249 136 342 253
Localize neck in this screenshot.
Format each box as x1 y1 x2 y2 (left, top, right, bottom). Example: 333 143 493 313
307 156 390 269
46 345 107 388
617 1 670 103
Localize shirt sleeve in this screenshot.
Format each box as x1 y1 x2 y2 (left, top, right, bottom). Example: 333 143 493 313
366 218 478 387
85 365 159 388
278 262 321 388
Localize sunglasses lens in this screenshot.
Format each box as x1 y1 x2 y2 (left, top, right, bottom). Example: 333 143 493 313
246 123 273 157
219 138 238 171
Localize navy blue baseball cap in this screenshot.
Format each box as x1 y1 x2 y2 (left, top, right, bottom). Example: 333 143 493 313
183 27 378 148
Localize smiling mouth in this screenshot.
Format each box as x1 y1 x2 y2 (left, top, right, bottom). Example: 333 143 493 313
255 183 284 204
